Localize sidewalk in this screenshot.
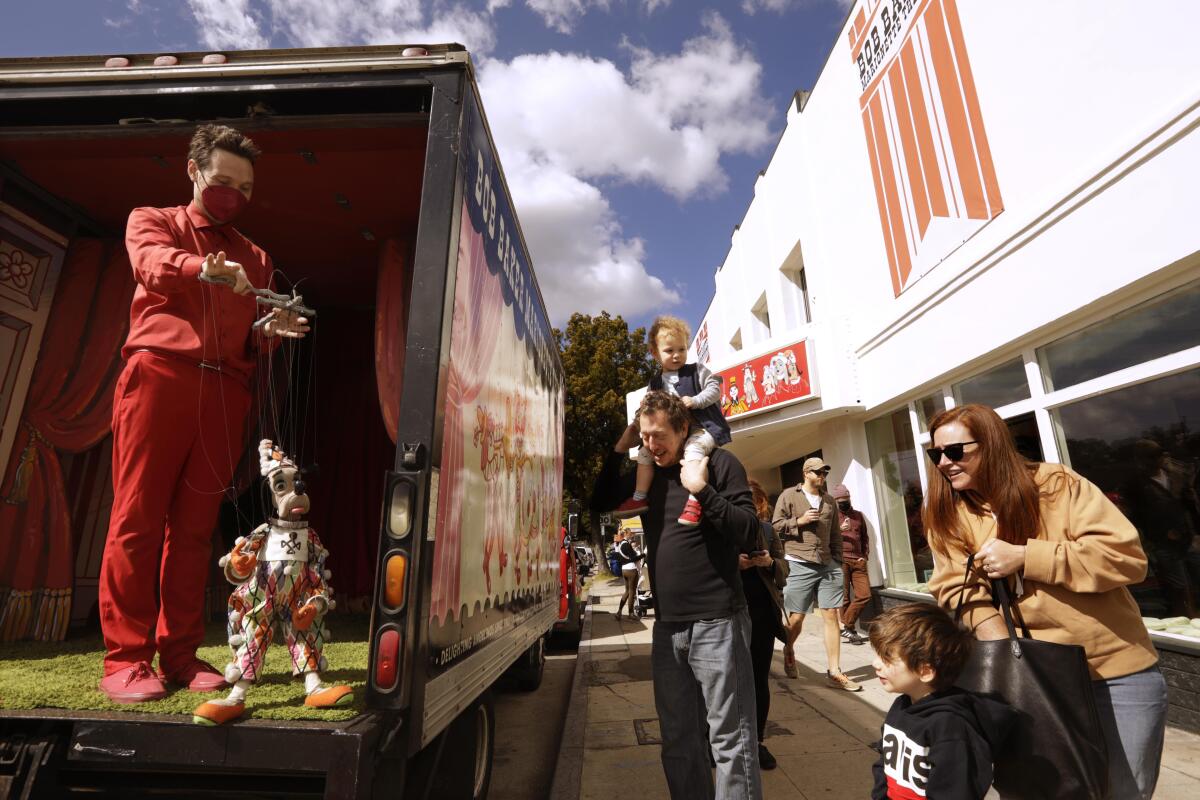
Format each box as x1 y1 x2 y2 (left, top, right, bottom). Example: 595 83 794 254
553 575 1200 800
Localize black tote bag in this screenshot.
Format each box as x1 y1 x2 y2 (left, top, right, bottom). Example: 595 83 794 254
954 555 1109 800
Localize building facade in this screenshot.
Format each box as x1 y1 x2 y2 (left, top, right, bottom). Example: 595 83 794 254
684 0 1200 727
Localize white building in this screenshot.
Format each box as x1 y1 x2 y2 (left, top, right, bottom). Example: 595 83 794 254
684 0 1200 723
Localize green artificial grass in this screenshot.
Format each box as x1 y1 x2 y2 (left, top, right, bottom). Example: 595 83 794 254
0 616 371 723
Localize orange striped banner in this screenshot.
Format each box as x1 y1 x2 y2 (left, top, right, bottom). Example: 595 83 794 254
850 0 1004 295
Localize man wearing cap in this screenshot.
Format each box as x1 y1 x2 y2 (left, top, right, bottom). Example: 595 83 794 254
772 458 860 691
832 484 869 646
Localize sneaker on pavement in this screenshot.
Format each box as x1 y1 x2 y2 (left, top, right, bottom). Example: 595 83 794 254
99 662 167 704
840 629 866 646
613 497 649 519
758 744 777 771
677 497 702 527
161 659 228 692
827 671 862 692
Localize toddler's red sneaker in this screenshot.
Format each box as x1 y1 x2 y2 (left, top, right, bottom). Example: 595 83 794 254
677 497 702 527
613 496 648 519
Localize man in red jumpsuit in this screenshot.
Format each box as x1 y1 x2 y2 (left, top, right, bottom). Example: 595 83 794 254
98 124 309 702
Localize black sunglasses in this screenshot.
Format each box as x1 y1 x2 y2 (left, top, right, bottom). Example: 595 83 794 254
806 467 831 475
925 441 978 464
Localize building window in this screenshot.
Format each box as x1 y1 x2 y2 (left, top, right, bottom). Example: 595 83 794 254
952 358 1030 408
866 408 931 591
729 328 743 352
915 392 947 433
1053 367 1200 636
1039 279 1200 392
779 239 811 328
750 292 771 342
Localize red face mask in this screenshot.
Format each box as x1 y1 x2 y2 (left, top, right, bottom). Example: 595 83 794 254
198 176 248 224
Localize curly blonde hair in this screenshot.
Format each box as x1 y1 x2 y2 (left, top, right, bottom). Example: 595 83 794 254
648 315 691 356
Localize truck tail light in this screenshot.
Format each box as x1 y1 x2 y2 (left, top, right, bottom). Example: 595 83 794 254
384 552 408 609
375 628 401 692
387 479 414 538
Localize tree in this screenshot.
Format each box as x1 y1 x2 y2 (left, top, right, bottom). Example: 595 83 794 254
554 312 657 546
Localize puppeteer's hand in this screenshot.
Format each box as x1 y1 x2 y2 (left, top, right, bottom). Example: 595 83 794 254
260 307 311 339
202 251 253 295
293 600 319 631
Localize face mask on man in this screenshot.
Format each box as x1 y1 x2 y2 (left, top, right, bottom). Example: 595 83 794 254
197 172 248 224
837 501 851 512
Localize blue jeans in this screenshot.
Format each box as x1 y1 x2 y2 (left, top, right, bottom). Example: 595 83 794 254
651 610 762 800
1093 665 1168 800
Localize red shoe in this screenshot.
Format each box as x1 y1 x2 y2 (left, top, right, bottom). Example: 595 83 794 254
99 662 167 704
677 497 702 527
161 659 228 692
613 496 649 519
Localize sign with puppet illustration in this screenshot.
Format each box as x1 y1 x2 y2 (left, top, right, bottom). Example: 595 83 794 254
426 88 566 671
718 340 814 419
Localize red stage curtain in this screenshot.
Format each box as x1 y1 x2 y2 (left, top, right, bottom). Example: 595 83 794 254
430 209 504 623
374 238 410 444
0 239 134 641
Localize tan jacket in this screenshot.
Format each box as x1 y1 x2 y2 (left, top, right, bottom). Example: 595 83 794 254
929 463 1158 680
772 485 842 564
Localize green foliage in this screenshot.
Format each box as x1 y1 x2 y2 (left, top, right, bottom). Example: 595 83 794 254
554 312 657 532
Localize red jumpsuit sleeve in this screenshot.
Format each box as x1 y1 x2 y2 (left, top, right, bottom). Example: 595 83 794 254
125 207 204 292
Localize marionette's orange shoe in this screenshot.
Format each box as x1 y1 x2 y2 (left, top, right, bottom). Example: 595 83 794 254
304 685 354 709
192 699 245 726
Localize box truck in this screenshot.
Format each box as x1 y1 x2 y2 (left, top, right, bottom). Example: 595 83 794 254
0 43 564 799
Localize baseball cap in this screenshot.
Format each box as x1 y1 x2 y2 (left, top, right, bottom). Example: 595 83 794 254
831 484 850 499
802 457 829 473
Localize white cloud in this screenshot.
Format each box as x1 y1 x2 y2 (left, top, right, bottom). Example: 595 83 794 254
186 0 270 49
523 0 610 34
480 11 774 321
186 1 495 54
642 0 670 12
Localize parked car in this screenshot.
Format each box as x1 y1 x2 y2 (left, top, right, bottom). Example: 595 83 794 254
573 543 596 576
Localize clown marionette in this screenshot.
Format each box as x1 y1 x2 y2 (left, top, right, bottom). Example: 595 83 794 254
193 440 352 725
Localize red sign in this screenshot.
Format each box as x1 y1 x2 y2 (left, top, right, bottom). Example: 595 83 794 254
717 340 812 419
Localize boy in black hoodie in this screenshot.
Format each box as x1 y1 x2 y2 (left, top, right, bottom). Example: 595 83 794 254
869 603 1015 800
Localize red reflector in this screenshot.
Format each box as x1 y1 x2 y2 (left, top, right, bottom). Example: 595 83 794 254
104 57 131 68
202 53 228 65
154 55 179 67
376 630 400 691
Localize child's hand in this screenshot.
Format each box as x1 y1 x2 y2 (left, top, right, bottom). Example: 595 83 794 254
680 396 695 408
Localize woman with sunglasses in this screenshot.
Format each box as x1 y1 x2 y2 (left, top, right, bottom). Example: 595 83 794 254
923 404 1165 799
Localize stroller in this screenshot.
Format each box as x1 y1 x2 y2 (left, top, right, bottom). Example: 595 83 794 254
632 559 655 618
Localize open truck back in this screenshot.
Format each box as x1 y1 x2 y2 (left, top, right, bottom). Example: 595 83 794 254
0 44 565 799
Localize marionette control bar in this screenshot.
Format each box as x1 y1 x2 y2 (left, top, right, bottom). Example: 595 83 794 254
199 272 317 328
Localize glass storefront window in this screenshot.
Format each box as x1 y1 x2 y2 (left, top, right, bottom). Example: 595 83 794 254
1054 368 1200 640
952 358 1030 409
916 392 947 433
1039 279 1200 393
1005 411 1044 462
866 409 932 593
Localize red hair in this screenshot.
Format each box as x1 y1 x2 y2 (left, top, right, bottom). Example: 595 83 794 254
922 404 1042 556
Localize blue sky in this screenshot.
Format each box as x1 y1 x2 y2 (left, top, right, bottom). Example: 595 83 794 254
2 0 851 333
